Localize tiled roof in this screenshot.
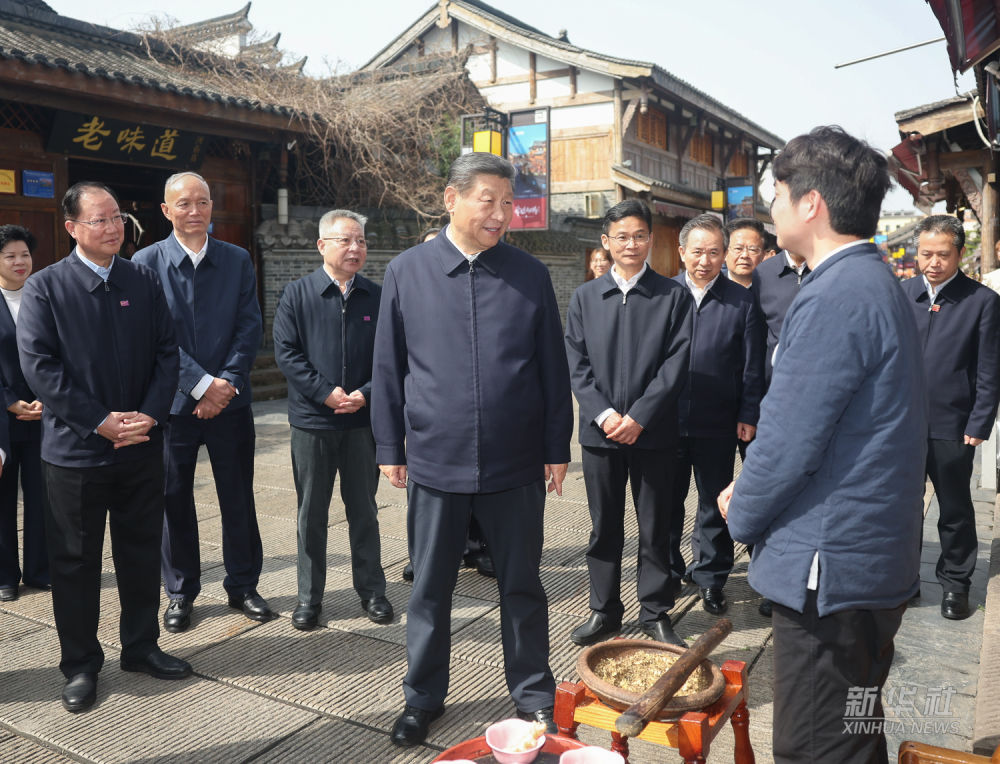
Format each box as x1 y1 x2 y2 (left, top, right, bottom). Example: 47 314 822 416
0 0 294 117
894 92 974 122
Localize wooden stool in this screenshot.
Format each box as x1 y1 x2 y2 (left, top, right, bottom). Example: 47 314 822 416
553 659 754 764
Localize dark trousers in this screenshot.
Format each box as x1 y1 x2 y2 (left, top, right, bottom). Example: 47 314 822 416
404 480 554 713
772 591 905 764
669 436 736 589
290 425 385 604
926 438 978 592
161 406 262 600
581 445 675 624
0 435 48 588
44 454 164 678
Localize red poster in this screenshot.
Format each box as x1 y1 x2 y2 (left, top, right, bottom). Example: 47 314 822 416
511 197 547 229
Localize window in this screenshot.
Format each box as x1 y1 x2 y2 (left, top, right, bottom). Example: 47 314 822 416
689 131 713 166
637 107 668 151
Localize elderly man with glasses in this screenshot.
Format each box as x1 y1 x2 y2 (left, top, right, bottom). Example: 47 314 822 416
18 182 189 713
273 209 392 631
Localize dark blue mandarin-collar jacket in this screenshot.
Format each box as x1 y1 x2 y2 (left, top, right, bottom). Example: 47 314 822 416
900 271 1000 441
673 274 764 438
17 253 179 468
371 232 573 494
132 235 261 416
751 252 809 384
728 242 926 616
0 297 39 443
565 267 692 449
274 268 380 431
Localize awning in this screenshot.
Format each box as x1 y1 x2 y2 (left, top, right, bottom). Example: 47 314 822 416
927 0 1000 73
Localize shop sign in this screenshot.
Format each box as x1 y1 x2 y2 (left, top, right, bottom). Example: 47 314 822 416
47 111 206 168
23 170 55 199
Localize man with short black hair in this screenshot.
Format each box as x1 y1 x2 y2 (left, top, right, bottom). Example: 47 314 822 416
719 126 926 762
902 214 1000 621
565 198 691 648
373 153 572 747
724 217 765 290
19 182 190 714
133 172 269 634
274 209 392 631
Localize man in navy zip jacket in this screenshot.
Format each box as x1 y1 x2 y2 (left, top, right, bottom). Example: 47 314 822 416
133 172 268 634
669 214 764 617
18 182 190 714
564 199 691 648
719 127 926 763
273 209 391 632
901 214 1000 621
372 153 573 747
751 246 810 386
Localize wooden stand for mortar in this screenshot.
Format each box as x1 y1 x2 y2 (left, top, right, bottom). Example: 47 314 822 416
553 656 754 764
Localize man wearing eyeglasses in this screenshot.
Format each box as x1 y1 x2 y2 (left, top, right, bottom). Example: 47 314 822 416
565 199 692 647
18 182 189 713
132 172 268 634
724 218 766 291
273 210 392 631
669 214 764 617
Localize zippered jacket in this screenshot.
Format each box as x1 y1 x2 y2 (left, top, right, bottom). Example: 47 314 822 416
371 232 573 494
17 252 179 467
565 268 692 449
274 267 380 431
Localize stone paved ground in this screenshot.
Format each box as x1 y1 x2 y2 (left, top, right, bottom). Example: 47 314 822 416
0 398 994 763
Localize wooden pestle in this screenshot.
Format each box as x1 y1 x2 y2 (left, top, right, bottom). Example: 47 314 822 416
614 618 733 738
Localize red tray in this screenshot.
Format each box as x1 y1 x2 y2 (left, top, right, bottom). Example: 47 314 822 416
432 734 589 762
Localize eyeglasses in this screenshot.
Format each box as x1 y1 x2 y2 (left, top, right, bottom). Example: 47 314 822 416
69 215 128 228
608 233 650 245
322 237 368 248
729 245 762 256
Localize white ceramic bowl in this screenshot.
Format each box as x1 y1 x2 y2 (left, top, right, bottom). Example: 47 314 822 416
484 718 546 764
559 747 625 764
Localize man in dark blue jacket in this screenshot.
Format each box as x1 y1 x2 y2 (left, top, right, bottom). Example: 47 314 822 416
565 199 691 647
133 172 268 634
18 182 189 714
902 214 1000 621
273 209 391 632
719 127 926 762
372 153 573 747
752 246 809 386
669 214 764 617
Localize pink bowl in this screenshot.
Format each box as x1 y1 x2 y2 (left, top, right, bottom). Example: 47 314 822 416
484 718 546 764
559 747 625 764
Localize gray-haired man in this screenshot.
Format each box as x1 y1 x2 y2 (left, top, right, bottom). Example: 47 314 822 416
273 210 391 631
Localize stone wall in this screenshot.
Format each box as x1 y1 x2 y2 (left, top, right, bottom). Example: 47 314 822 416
257 215 589 347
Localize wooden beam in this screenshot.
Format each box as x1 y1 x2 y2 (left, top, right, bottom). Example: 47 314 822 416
621 99 638 137
983 163 998 273
489 36 497 83
569 66 577 98
720 138 739 176
529 52 537 104
451 19 459 53
897 100 984 136
471 68 573 87
675 114 699 178
938 148 992 171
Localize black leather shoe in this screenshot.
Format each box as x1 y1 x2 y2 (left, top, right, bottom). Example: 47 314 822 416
61 672 97 713
758 598 773 617
163 597 193 633
941 591 971 620
390 704 444 747
121 648 192 680
402 562 414 582
475 553 496 578
700 587 728 615
228 590 274 622
670 577 683 597
640 617 686 647
361 595 394 624
23 581 51 591
0 586 17 602
292 602 321 631
569 612 621 646
517 706 557 734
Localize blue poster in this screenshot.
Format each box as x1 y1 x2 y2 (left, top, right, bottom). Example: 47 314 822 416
22 170 55 199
